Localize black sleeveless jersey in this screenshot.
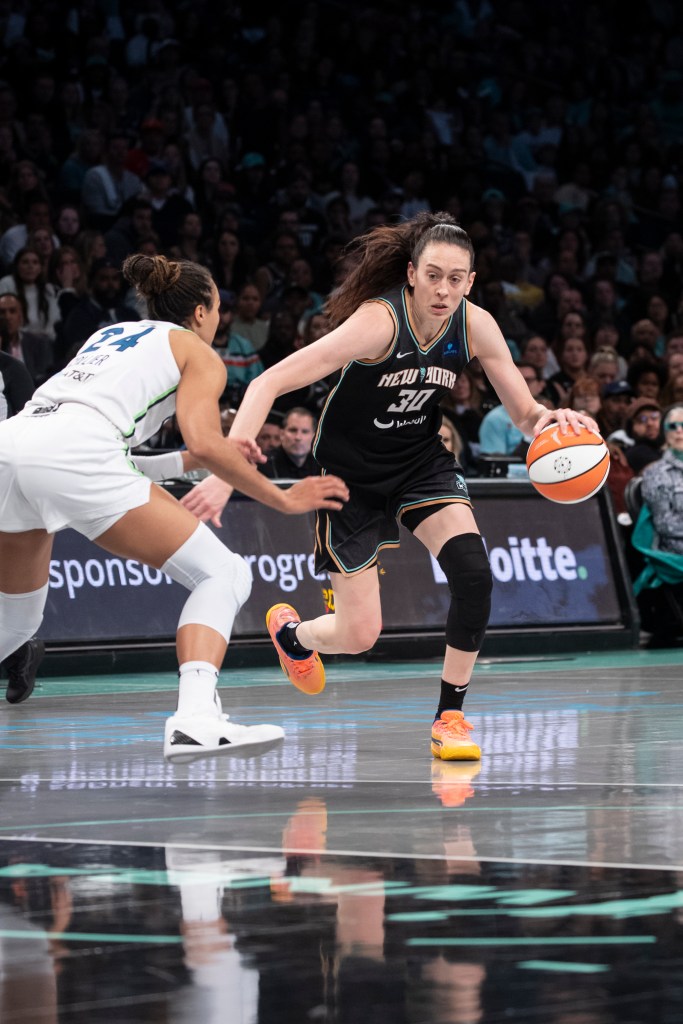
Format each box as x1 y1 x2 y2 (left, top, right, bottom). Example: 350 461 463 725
313 284 473 493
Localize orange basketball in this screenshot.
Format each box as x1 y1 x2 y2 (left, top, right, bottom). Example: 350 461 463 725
526 423 610 503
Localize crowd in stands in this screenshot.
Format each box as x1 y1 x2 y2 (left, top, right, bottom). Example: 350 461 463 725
0 0 682 620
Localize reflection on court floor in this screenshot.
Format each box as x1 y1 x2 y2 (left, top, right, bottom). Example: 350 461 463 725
1 650 682 1021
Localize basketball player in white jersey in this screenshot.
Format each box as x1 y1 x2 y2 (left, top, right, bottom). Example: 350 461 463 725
0 253 348 761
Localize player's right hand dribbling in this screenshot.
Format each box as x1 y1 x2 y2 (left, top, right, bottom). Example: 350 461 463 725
282 475 349 514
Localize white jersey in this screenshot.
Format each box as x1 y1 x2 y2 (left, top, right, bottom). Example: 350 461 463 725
26 320 185 446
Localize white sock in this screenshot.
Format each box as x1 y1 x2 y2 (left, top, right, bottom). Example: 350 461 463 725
179 882 223 922
177 661 219 716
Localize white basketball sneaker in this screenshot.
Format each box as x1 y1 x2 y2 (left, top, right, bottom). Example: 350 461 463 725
164 697 285 764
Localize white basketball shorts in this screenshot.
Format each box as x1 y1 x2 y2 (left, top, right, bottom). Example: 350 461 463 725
0 405 152 540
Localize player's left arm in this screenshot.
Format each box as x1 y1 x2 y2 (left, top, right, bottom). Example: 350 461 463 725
468 305 599 437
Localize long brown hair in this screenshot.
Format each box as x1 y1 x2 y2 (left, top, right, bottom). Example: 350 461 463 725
325 211 474 326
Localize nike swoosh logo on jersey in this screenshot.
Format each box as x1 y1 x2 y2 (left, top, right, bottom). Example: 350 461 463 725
373 418 394 429
396 351 412 359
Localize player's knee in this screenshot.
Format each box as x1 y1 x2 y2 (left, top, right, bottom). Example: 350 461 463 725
437 533 492 653
226 550 253 610
340 615 382 655
164 525 253 643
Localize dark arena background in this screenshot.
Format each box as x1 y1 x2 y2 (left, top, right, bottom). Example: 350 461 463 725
1 2 683 1022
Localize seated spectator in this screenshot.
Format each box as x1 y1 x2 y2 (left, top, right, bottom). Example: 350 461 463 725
0 246 61 339
168 211 204 263
567 373 602 418
598 379 634 438
0 349 34 420
104 198 154 266
0 192 59 270
48 246 87 365
258 406 318 479
253 228 301 313
259 307 299 371
661 371 683 408
479 363 548 455
141 160 193 250
588 345 623 390
231 281 270 353
60 257 140 357
211 289 264 407
27 225 57 274
626 357 668 403
58 128 105 205
125 117 167 180
609 397 665 475
440 366 484 455
546 334 591 406
518 333 560 380
54 204 82 249
255 414 282 456
75 229 108 276
641 404 683 553
202 228 249 294
81 132 143 230
438 412 477 476
288 258 325 315
0 291 53 386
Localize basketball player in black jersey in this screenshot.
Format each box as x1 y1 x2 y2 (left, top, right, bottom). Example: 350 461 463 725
182 212 597 761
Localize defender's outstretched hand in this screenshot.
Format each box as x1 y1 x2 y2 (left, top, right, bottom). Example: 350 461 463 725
281 475 349 514
180 476 233 527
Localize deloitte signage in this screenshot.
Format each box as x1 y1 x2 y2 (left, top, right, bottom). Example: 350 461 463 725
40 481 627 644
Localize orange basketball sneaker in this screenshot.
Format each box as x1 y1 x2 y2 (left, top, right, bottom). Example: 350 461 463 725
431 710 481 760
266 603 326 695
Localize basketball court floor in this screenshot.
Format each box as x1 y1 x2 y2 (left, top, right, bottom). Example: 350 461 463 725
1 648 683 1022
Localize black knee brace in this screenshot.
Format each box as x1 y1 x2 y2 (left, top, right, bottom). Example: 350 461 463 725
437 533 492 652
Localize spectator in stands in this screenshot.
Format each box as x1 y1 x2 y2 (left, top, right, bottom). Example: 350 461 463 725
0 350 34 420
588 345 622 390
518 333 560 381
255 414 282 456
641 404 683 554
0 192 59 270
211 289 264 407
567 373 602 418
48 246 87 364
616 397 666 475
27 225 57 274
0 247 60 340
231 282 270 353
75 229 108 277
125 117 167 180
259 407 318 480
440 367 484 455
183 97 229 174
661 371 683 408
253 229 300 313
169 211 204 264
58 128 105 205
598 380 634 438
479 363 547 456
0 292 53 387
81 132 143 230
142 160 193 250
60 257 140 357
626 358 668 403
203 228 249 295
546 334 591 406
54 204 82 249
104 197 154 266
